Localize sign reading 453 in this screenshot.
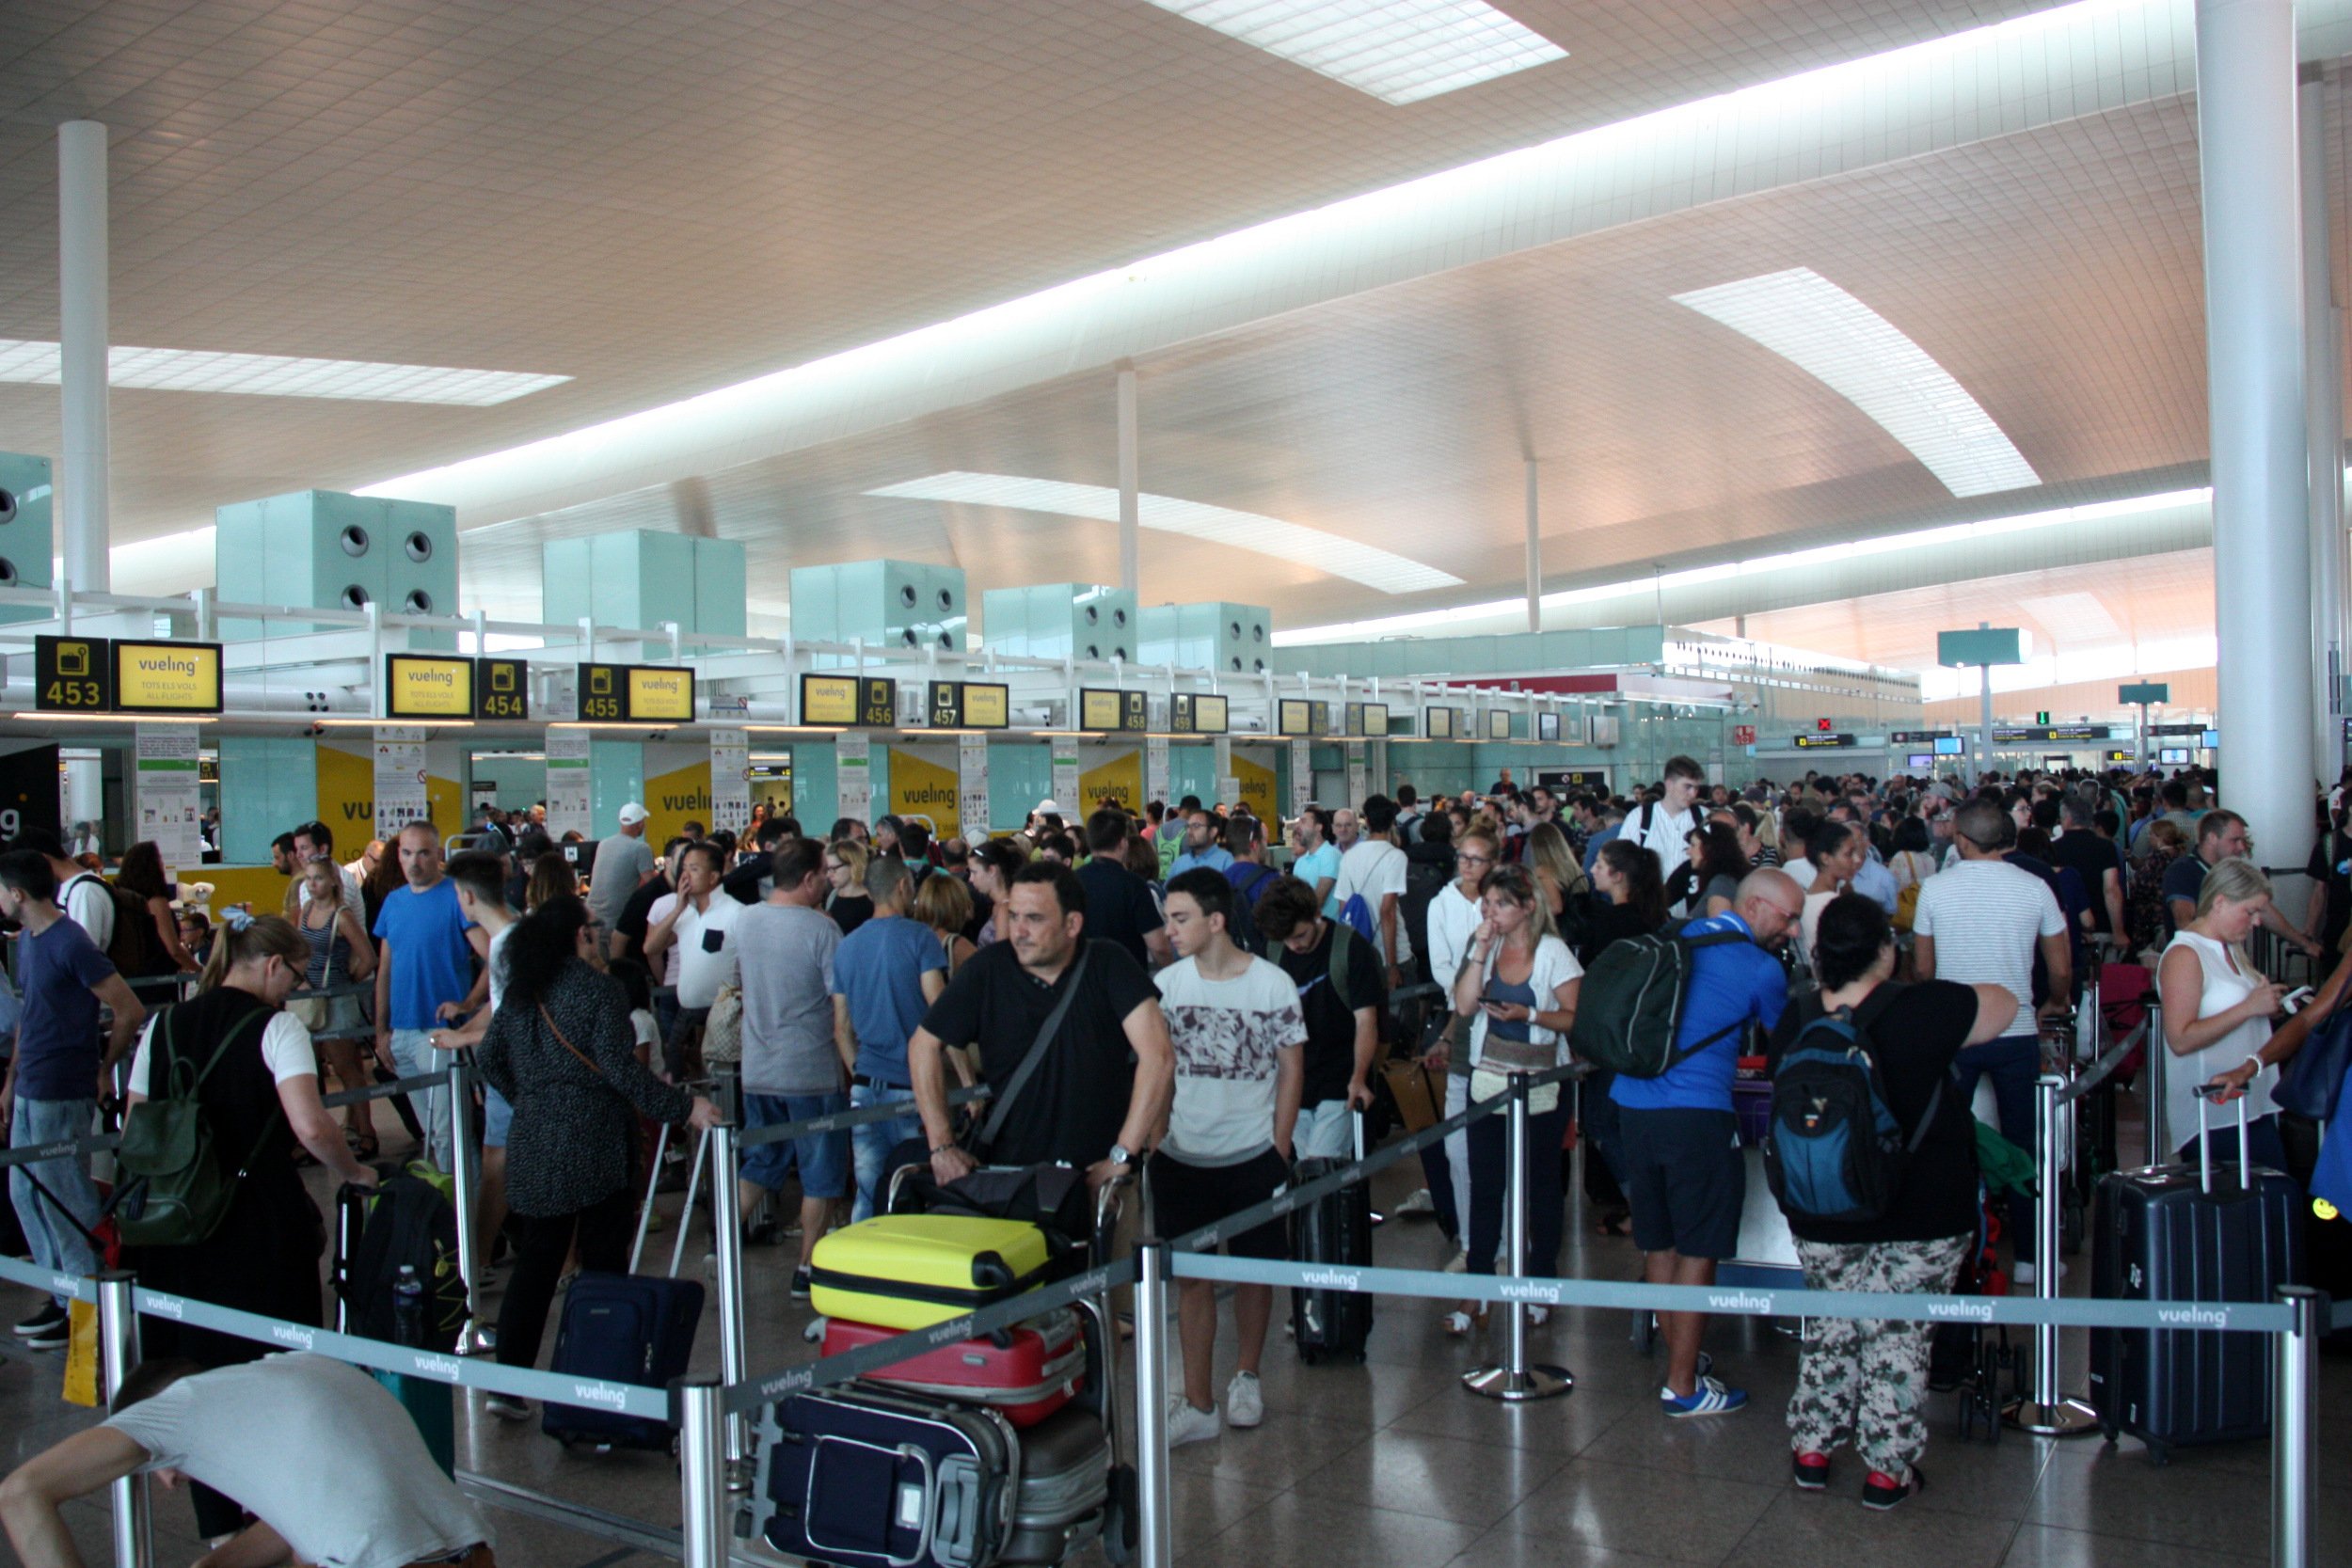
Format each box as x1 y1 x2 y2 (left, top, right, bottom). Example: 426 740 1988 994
37 635 111 711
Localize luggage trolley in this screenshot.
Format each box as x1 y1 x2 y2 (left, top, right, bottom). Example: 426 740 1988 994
742 1165 1136 1568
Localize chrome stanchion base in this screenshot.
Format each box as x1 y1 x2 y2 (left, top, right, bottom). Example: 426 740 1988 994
2002 1396 2100 1436
1462 1362 1573 1402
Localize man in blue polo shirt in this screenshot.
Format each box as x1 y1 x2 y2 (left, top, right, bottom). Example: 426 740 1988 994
831 858 947 1222
1612 867 1801 1417
372 822 487 1173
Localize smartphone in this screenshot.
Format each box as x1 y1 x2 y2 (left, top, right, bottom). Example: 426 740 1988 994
2280 985 2316 1015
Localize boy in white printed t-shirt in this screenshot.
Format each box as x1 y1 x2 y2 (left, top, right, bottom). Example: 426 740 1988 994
1150 867 1306 1450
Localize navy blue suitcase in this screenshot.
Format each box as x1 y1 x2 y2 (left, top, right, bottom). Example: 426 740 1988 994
542 1272 704 1450
2089 1092 2300 1464
756 1384 1017 1568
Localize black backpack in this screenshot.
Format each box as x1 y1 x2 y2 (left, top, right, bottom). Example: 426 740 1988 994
1568 919 1754 1077
65 873 167 977
1762 989 1942 1225
341 1174 469 1351
1226 863 1279 958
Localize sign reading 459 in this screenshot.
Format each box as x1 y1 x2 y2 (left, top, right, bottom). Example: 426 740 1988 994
36 635 111 712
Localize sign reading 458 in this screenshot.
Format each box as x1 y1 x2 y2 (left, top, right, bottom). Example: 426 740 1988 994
37 635 111 712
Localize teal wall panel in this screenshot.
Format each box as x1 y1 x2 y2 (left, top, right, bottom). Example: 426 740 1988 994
588 741 644 835
795 743 837 831
219 736 316 864
988 741 1052 833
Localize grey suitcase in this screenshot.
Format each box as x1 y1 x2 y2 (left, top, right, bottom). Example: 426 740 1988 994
1000 1406 1111 1565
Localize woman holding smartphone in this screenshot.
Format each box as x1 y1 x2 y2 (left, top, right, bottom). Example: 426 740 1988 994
1440 863 1583 1337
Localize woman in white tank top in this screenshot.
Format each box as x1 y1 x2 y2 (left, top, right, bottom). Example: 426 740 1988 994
2157 858 2350 1175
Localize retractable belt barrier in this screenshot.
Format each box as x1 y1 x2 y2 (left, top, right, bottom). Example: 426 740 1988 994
2054 1018 2147 1108
734 1081 991 1147
320 1068 451 1111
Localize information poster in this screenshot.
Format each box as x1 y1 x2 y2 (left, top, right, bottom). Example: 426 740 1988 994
709 728 750 835
1050 745 1080 814
1145 736 1169 807
959 736 992 841
546 731 593 841
1345 741 1367 809
135 725 203 877
1289 739 1312 816
837 731 873 823
373 726 432 836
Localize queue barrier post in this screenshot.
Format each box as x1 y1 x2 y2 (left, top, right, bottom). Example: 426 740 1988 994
2272 1286 2321 1568
2144 1000 2168 1168
709 1095 751 1475
1132 1238 1175 1568
2005 1073 2097 1435
445 1054 485 1350
674 1377 729 1568
96 1273 152 1568
1463 1069 1571 1402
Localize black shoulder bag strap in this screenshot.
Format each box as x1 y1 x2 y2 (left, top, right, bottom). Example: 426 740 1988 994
1847 983 1945 1151
977 946 1092 1150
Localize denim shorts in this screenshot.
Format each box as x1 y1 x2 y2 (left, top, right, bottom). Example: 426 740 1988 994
742 1091 850 1201
482 1085 514 1149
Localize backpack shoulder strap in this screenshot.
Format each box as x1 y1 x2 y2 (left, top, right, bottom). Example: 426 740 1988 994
1328 922 1356 1013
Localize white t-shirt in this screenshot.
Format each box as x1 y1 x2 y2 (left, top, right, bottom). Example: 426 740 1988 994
1912 857 2067 1021
1638 801 1699 895
1332 839 1411 965
485 922 515 1012
61 872 116 951
130 1009 315 1095
105 1354 489 1568
1154 954 1306 1166
1426 882 1484 995
646 893 686 986
672 894 744 1009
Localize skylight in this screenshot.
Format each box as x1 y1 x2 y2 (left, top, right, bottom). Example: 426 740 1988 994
1142 1 1567 104
1274 486 2207 643
0 340 567 406
1671 268 2039 498
866 471 1461 594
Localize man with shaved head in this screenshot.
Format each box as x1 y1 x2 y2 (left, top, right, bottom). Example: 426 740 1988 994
1912 799 2070 1283
1612 865 1803 1419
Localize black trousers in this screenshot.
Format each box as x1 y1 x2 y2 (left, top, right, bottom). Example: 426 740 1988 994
496 1186 636 1372
1466 1097 1569 1277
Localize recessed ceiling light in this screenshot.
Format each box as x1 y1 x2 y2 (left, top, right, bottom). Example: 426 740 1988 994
0 340 567 406
1670 268 2039 498
866 471 1461 594
1142 0 1567 105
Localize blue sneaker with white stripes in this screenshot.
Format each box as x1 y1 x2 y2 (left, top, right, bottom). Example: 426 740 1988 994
1661 1375 1749 1418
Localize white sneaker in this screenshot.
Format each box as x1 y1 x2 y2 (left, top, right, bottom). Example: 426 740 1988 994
1226 1371 1264 1429
1395 1188 1438 1215
1442 1250 1468 1274
1167 1397 1222 1448
2014 1259 2068 1288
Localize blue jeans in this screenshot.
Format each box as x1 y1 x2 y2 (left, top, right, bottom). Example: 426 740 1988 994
389 1028 453 1173
1953 1034 2041 1260
850 1081 923 1224
9 1097 100 1308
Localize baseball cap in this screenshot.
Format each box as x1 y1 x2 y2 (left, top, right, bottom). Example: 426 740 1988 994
617 801 650 826
1035 798 1062 816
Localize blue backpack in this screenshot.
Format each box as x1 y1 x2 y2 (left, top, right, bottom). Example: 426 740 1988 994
1335 890 1379 947
1763 988 1942 1225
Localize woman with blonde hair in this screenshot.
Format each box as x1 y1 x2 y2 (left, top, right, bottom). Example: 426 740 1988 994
293 856 379 1156
2157 858 2352 1174
825 838 874 936
1441 863 1584 1336
1525 821 1587 915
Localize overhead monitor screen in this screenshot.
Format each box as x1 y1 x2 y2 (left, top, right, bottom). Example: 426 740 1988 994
1932 736 1965 756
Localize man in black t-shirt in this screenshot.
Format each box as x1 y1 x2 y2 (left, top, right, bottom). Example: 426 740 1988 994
1073 810 1170 970
612 837 688 967
910 863 1173 1184
1254 876 1384 1161
2044 790 2126 939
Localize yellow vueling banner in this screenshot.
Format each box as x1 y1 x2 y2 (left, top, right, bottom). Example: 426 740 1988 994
1231 748 1278 823
1078 746 1143 816
887 745 962 839
644 743 713 846
318 738 465 845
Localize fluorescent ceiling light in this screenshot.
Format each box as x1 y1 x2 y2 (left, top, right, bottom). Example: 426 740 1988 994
0 340 566 406
1671 268 2039 498
1275 486 2210 643
866 471 1461 594
2016 591 2122 643
1142 0 1566 104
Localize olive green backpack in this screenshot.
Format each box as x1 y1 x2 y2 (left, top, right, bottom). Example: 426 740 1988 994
114 1007 278 1247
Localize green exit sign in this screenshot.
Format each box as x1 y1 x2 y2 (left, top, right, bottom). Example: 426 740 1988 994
2036 711 2050 725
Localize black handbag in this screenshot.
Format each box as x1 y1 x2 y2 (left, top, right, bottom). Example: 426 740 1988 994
2277 1006 2352 1122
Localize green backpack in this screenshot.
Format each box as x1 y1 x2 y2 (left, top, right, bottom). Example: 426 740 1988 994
114 1006 278 1247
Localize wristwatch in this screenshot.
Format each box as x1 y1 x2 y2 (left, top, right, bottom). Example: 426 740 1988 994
1107 1144 1134 1167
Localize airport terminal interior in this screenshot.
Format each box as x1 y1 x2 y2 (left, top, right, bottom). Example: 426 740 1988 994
3 2 2352 1565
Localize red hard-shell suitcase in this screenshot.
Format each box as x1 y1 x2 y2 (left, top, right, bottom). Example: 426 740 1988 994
2089 1089 2301 1464
820 1307 1085 1427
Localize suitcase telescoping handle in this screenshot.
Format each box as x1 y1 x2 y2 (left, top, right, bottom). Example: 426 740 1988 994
332 1182 369 1334
2190 1082 2252 1196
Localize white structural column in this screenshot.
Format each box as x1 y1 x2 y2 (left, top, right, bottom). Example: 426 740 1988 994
57 120 111 594
2201 0 2314 881
1524 461 1541 634
2305 65 2347 771
1116 363 1139 596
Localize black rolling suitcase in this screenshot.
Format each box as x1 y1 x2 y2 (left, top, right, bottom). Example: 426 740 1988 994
2089 1087 2300 1464
542 1271 704 1450
1289 1110 1374 1364
755 1384 1018 1568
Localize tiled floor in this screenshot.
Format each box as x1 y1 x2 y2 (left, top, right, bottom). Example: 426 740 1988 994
3 1113 2344 1568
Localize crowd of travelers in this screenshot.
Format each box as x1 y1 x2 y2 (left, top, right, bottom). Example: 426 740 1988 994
2 750 2342 1560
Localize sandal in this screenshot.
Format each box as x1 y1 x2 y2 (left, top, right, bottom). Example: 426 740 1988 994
1596 1211 1630 1238
1440 1307 1485 1338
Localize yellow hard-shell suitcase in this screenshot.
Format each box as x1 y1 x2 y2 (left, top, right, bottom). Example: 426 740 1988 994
808 1213 1060 1330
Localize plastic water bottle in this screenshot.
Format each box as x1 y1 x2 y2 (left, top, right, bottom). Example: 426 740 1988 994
392 1264 424 1349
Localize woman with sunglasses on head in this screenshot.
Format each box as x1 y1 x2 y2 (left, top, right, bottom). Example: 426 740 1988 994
1439 863 1583 1336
